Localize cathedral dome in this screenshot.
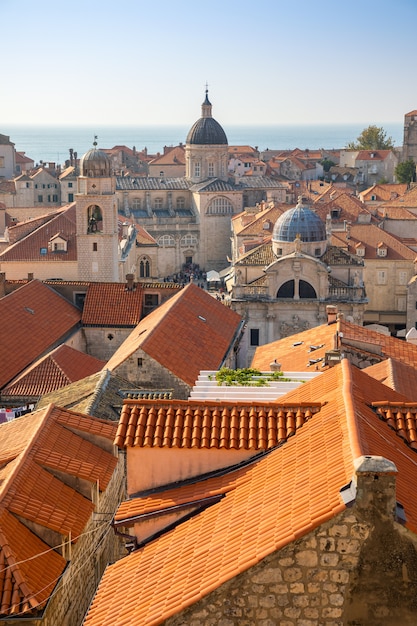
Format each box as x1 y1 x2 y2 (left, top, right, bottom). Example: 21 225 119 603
80 141 111 177
186 90 228 145
272 197 326 243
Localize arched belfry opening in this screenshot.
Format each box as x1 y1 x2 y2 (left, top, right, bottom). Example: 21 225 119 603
87 205 103 233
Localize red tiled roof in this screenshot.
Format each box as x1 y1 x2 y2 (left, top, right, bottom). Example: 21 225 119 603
85 360 417 626
0 404 117 617
331 223 416 260
114 399 321 449
0 204 77 261
82 282 144 326
0 280 81 389
365 358 417 401
1 345 105 399
106 283 243 386
251 319 417 372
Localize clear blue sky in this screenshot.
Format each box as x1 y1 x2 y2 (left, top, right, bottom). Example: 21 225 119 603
2 0 417 126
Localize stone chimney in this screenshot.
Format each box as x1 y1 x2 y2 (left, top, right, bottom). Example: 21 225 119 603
0 272 6 298
326 305 338 325
269 359 281 372
354 456 399 522
125 274 135 291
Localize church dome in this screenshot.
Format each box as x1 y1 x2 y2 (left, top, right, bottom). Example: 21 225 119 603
272 197 326 243
186 90 228 145
80 140 111 177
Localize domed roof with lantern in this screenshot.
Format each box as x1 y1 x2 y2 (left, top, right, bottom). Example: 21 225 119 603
273 196 326 244
80 138 111 177
186 89 228 146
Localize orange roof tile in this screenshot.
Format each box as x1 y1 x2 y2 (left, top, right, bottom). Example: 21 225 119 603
365 358 417 401
82 282 144 326
0 204 77 261
114 399 321 449
85 360 417 626
1 345 105 399
106 283 243 387
252 319 417 372
0 404 117 618
0 280 81 389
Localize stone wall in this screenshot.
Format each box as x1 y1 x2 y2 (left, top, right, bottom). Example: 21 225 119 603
165 460 417 626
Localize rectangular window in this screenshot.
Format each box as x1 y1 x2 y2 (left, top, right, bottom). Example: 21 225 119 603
194 162 200 177
0 156 4 168
93 242 98 251
137 358 143 367
208 162 214 177
397 296 406 312
38 195 43 202
398 271 408 285
68 182 73 188
68 193 74 202
250 328 260 346
53 194 58 202
377 270 387 285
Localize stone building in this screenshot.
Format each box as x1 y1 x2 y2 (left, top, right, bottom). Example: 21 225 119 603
115 90 288 277
85 358 417 625
402 109 417 163
229 197 367 365
105 282 244 399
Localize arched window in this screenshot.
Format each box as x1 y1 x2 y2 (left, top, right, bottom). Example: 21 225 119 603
206 197 234 215
299 280 317 298
158 234 175 247
277 280 295 298
87 205 103 233
139 256 151 278
176 196 185 209
181 234 197 247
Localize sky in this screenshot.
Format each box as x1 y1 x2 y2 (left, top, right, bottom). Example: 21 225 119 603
2 0 417 127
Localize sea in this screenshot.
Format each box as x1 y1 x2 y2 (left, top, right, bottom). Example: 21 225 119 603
3 123 404 167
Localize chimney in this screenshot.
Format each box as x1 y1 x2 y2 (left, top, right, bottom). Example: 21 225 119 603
0 272 6 298
326 305 338 325
269 359 281 372
352 456 400 522
125 274 135 291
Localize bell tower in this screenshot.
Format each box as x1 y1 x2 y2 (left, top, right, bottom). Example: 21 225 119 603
75 140 119 281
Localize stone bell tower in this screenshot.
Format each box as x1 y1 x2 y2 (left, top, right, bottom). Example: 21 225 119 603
75 140 119 281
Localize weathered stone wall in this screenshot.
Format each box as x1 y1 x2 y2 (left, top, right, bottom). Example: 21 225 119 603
82 327 132 361
110 349 191 399
164 506 417 626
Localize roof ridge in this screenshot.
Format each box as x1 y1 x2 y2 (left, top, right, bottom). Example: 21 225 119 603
0 405 53 505
341 359 363 459
88 368 112 415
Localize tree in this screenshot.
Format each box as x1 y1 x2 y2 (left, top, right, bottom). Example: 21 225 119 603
347 125 394 150
395 159 416 184
320 158 336 172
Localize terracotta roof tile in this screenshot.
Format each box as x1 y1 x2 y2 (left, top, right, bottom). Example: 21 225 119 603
82 282 144 326
252 319 417 372
0 404 117 617
106 283 243 386
0 205 77 261
332 223 416 260
1 345 105 400
0 280 81 389
114 399 321 449
365 358 417 401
